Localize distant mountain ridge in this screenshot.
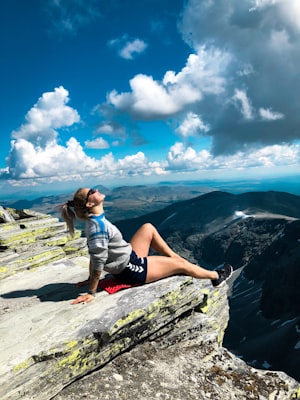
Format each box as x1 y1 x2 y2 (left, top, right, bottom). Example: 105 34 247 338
3 184 213 221
116 190 300 240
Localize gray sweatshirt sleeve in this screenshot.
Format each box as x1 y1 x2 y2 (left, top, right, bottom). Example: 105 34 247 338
86 217 109 272
86 215 131 273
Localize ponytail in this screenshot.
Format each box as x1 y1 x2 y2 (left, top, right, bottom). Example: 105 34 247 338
60 201 76 236
59 188 90 236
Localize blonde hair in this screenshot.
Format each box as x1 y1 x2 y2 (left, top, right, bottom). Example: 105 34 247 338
60 188 90 236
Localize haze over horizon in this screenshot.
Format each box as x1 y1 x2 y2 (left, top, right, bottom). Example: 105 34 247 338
1 0 300 196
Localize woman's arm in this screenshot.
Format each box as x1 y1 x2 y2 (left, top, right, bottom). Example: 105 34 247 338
71 262 102 305
72 218 108 304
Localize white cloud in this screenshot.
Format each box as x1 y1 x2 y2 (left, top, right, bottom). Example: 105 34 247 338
278 0 300 32
249 0 278 11
85 137 109 149
1 87 170 183
176 112 209 137
163 50 229 96
96 124 114 134
7 137 99 179
108 35 148 60
12 86 80 146
232 89 254 120
166 142 211 171
165 142 300 173
95 122 124 135
251 0 300 31
108 75 181 117
106 47 230 119
3 87 101 180
4 134 167 182
120 38 148 60
259 108 284 121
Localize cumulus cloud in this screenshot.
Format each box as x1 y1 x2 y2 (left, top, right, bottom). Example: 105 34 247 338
3 87 92 179
0 87 167 182
165 142 300 173
95 121 126 136
106 49 230 119
85 137 110 149
6 136 100 180
175 112 209 138
12 87 80 147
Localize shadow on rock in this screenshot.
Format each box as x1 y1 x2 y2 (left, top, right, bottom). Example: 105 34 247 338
1 282 87 302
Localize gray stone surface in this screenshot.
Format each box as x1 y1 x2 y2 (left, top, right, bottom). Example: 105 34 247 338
0 256 229 400
0 208 299 400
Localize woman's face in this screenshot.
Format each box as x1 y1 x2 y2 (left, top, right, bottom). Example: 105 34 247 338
84 188 105 206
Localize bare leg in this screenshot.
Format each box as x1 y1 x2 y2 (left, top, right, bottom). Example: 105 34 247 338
130 223 218 283
130 223 183 259
146 256 218 283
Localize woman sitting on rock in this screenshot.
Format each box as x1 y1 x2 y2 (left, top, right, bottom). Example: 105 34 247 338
61 188 232 305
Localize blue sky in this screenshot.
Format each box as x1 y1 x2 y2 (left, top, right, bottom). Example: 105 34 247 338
1 0 300 197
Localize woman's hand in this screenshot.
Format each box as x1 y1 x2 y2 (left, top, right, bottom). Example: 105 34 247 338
71 293 95 305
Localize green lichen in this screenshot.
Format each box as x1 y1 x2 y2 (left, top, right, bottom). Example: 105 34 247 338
53 338 99 378
0 225 66 247
109 281 200 339
113 308 145 331
291 388 300 399
66 340 78 349
13 358 33 373
58 349 81 369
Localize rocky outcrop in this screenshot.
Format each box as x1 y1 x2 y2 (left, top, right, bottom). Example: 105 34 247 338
0 208 87 280
0 207 299 400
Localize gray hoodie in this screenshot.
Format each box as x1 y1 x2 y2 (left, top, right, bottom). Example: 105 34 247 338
86 213 132 274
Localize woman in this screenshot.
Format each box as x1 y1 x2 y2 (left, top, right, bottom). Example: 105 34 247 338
61 188 232 305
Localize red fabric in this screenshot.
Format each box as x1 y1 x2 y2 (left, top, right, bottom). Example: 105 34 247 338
98 278 140 294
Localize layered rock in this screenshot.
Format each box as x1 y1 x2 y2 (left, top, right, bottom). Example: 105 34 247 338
0 207 299 400
0 208 87 280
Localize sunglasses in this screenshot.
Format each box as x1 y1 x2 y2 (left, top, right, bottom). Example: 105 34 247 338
85 188 97 203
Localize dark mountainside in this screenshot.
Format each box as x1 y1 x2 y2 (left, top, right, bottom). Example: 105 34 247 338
115 190 300 381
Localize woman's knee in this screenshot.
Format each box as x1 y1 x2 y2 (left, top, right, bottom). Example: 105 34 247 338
142 222 155 230
140 222 156 236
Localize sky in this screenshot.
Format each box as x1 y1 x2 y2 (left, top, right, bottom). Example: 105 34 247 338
1 0 300 198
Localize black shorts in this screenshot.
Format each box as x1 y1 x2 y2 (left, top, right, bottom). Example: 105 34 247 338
115 250 148 285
